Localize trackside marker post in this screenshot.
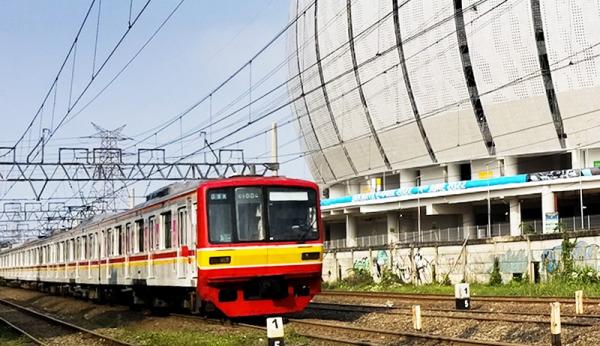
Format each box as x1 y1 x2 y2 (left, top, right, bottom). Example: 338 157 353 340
454 283 470 310
412 305 422 331
267 317 284 346
575 290 583 315
550 302 561 346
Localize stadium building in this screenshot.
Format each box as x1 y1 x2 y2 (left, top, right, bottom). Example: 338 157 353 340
287 0 600 258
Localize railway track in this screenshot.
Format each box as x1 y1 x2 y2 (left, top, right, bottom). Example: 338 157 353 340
171 312 527 345
287 318 527 346
0 298 132 346
307 301 598 327
320 290 600 305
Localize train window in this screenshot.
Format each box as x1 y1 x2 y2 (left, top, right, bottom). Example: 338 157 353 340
177 207 187 247
208 189 234 243
100 231 105 258
116 226 123 256
107 229 113 256
162 211 172 249
267 187 318 242
81 236 86 260
235 187 265 241
149 216 156 250
88 234 94 259
135 219 144 253
126 223 133 254
207 187 265 243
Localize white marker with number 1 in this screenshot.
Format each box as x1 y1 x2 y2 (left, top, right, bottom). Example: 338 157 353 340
267 317 284 346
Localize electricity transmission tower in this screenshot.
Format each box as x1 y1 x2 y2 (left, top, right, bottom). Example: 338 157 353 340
88 123 131 213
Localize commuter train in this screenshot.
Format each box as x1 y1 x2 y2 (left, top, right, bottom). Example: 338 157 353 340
0 176 323 317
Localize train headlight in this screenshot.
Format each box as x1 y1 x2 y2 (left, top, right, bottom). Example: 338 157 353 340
209 256 231 265
301 252 320 260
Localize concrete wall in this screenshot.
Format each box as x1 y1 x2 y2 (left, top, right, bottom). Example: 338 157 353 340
322 232 600 284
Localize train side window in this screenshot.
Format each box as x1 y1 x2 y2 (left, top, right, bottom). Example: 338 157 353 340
148 216 156 250
107 229 113 257
162 211 172 249
125 223 133 254
93 233 99 259
81 236 86 260
116 225 123 256
207 190 234 243
177 207 187 248
75 238 80 262
135 219 144 253
100 231 105 258
87 234 93 260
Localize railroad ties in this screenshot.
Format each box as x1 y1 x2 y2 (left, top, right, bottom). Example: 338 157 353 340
0 298 132 346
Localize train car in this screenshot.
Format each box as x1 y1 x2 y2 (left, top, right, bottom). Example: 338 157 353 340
0 176 323 317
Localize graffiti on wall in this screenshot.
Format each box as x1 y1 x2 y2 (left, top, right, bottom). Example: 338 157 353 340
391 248 433 284
499 249 528 273
541 241 600 273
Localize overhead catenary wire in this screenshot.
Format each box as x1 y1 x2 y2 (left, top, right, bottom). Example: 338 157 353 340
5 0 97 155
123 0 320 149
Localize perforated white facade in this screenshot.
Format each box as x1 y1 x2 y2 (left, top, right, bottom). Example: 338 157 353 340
287 0 600 185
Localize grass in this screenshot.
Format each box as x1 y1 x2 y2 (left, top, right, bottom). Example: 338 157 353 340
110 325 311 346
0 324 30 346
325 280 600 298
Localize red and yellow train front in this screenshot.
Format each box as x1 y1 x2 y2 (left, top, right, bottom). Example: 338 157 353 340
195 177 323 317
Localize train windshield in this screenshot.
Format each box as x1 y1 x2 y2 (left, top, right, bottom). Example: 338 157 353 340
207 186 318 243
267 188 318 241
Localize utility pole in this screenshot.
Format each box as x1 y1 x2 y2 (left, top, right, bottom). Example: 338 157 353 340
272 122 278 176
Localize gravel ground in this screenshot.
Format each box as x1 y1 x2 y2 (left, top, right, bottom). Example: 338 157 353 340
0 287 337 345
302 293 600 345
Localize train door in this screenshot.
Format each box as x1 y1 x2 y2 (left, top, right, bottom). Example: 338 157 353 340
148 216 156 278
176 206 188 278
125 223 131 279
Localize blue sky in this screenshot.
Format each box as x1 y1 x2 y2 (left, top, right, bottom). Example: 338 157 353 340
0 0 310 204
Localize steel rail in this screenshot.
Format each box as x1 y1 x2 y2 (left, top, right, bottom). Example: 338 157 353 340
0 298 132 346
314 301 600 320
171 313 366 345
320 290 600 304
0 316 46 345
287 318 526 346
307 302 595 327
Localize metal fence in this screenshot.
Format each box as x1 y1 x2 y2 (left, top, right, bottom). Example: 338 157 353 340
324 213 600 250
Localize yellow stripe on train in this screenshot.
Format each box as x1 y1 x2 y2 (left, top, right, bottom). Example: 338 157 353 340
196 244 323 269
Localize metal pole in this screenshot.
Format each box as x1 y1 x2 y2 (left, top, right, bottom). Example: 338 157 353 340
271 122 278 176
580 173 584 230
417 194 421 243
487 163 491 238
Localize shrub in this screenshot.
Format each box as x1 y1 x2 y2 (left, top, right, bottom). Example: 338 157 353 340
489 257 502 286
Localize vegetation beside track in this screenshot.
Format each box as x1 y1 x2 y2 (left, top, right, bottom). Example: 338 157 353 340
0 323 29 346
325 227 600 298
324 278 600 298
106 325 310 346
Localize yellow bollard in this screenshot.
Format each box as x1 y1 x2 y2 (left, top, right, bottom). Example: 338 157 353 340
412 305 422 331
575 290 584 315
550 302 561 346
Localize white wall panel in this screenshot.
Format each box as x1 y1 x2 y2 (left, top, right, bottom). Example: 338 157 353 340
323 145 357 180
344 136 385 173
400 0 487 163
378 123 432 169
464 0 559 155
298 2 340 149
288 0 600 185
540 0 600 149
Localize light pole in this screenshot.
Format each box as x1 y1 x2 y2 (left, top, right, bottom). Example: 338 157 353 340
417 193 421 243
580 172 585 230
486 162 491 238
